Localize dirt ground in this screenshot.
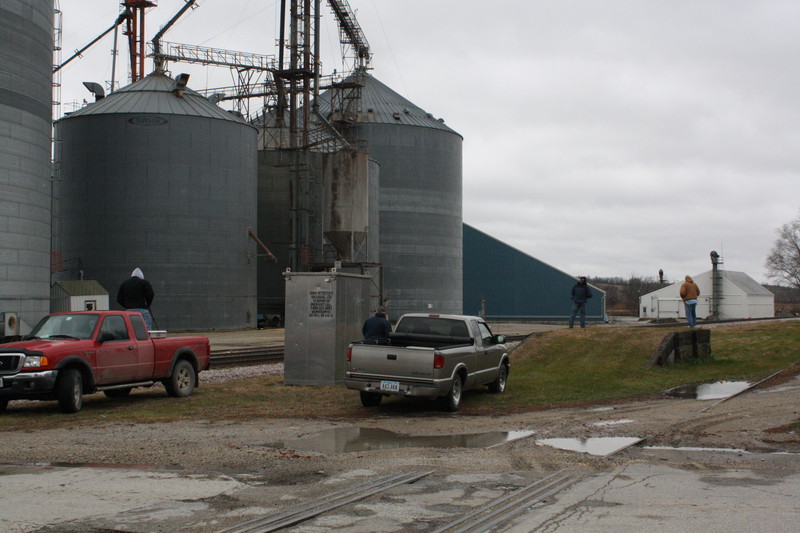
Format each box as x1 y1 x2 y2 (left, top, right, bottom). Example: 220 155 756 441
1 320 798 532
2 370 797 474
1 366 798 532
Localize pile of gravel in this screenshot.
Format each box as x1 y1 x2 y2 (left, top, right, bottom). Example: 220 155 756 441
201 362 284 383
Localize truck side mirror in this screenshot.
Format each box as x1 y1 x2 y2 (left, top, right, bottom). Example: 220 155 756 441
495 335 505 344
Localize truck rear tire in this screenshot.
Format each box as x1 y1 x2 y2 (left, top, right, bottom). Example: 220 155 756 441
488 363 508 393
165 359 196 398
57 368 83 413
359 391 382 407
439 373 463 412
0 399 8 412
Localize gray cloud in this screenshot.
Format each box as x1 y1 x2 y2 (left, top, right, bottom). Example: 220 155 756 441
57 0 800 283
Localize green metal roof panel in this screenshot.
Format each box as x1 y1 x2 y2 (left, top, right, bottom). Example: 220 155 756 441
53 280 109 297
463 224 605 321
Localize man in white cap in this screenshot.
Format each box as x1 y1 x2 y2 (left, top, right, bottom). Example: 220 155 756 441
117 267 155 329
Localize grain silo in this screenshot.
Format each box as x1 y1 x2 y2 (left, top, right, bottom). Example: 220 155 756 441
0 0 54 335
324 73 464 317
54 71 258 330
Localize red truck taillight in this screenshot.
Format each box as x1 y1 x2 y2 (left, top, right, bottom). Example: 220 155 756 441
433 352 445 369
347 347 352 362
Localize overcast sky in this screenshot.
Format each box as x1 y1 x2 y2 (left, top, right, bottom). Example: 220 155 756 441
56 0 800 284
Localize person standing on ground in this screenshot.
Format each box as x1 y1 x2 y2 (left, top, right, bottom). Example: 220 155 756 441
569 276 593 328
362 306 392 340
117 267 155 330
680 275 700 328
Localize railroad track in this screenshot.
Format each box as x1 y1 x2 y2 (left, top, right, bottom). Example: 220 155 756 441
210 346 284 367
217 467 586 533
210 334 531 368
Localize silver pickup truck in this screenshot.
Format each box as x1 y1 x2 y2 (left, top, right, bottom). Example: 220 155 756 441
345 313 509 411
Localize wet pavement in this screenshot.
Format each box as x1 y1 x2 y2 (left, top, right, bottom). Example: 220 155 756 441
3 445 798 532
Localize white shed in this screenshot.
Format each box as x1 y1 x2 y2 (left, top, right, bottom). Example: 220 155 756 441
51 280 110 313
639 270 774 321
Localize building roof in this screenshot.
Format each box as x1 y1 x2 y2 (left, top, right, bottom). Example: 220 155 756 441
52 280 108 296
317 72 461 135
718 271 774 296
60 72 250 125
642 270 773 298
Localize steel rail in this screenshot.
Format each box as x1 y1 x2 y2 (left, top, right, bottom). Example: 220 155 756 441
430 467 588 533
209 335 530 368
217 470 433 533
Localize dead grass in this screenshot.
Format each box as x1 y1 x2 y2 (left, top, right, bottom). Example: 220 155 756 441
1 321 798 430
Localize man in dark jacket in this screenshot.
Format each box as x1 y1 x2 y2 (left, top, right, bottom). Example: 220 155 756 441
569 276 592 328
117 267 155 329
362 306 392 340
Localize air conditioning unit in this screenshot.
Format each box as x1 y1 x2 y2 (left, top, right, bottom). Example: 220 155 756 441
1 312 20 336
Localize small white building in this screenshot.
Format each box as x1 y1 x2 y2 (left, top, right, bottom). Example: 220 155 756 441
640 270 774 321
51 280 110 313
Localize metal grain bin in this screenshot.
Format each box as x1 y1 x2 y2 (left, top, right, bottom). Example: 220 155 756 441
54 72 258 330
0 0 53 331
321 74 463 317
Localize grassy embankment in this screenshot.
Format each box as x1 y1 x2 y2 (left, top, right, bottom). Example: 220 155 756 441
1 321 798 430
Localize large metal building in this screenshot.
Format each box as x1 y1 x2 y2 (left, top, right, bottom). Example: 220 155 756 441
54 72 258 331
463 224 605 321
333 74 464 317
0 0 54 334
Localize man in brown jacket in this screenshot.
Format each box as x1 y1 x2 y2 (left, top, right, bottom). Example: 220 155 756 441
680 275 700 327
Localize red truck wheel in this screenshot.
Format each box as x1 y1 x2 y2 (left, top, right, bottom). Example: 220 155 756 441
57 368 83 413
165 359 196 398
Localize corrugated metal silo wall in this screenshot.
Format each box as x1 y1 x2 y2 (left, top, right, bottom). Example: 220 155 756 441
256 150 293 319
367 158 380 264
463 224 605 320
256 150 380 320
357 123 463 317
0 0 53 328
57 114 257 330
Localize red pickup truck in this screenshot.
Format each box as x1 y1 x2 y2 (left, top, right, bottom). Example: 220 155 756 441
0 311 211 413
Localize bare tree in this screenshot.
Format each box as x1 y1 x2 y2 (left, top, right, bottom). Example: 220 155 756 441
765 211 800 289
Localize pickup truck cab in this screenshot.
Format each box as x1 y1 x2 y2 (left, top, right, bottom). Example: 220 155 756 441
0 311 210 413
345 313 509 411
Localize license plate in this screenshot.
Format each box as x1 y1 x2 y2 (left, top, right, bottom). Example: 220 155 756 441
380 380 400 392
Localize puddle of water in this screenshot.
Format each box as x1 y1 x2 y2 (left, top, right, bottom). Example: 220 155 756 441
591 419 634 427
535 437 643 457
270 427 536 454
666 381 750 400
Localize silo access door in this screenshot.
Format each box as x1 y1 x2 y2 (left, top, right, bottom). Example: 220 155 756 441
283 271 371 385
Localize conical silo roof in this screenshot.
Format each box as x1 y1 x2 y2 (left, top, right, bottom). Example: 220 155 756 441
63 71 248 124
319 72 461 136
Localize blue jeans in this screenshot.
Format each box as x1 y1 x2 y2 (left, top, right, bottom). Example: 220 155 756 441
129 308 153 330
684 300 697 327
569 302 587 328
